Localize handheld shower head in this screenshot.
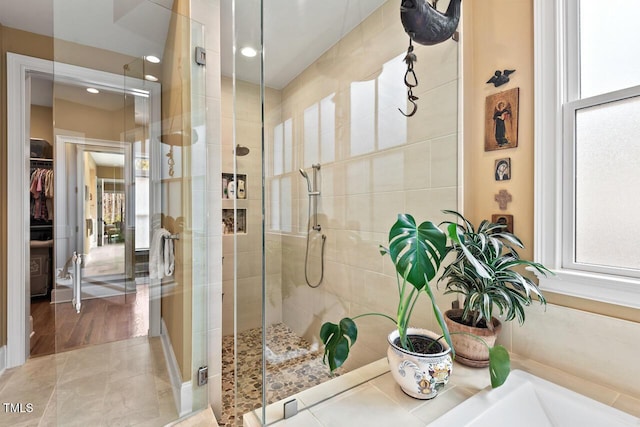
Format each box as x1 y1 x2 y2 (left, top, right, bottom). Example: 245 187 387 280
299 168 312 193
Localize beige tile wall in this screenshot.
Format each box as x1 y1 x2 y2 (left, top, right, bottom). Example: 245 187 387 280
191 0 223 417
502 303 640 398
220 0 640 407
221 78 284 337
221 0 460 374
268 0 460 371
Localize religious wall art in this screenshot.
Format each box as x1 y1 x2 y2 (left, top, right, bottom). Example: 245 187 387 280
485 87 519 151
492 214 514 234
494 189 512 211
494 157 511 181
487 69 516 87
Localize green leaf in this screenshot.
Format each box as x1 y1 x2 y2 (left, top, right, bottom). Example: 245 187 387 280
422 285 454 357
387 214 447 291
320 318 358 372
447 223 492 280
488 345 511 388
339 318 357 345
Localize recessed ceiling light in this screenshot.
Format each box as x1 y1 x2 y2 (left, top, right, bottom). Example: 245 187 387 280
240 47 257 58
86 88 99 94
145 74 158 82
145 55 161 64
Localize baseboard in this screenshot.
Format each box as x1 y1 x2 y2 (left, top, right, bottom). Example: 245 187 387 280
161 318 192 417
0 345 6 376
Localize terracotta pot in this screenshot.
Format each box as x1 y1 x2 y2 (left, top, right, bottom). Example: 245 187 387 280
387 328 453 399
444 309 502 368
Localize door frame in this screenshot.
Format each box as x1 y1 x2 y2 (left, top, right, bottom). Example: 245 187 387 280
55 137 133 285
6 53 161 368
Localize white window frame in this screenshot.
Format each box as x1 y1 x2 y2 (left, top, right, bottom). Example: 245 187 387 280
534 0 640 308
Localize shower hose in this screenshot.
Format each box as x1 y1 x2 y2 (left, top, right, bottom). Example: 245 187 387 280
304 196 326 288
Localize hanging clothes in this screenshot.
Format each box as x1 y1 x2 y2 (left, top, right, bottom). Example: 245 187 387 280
30 167 54 220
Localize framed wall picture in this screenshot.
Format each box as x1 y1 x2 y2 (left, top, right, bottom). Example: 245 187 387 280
492 214 514 234
494 157 511 181
485 87 519 151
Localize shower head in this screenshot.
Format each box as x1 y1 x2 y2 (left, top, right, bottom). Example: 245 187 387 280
235 144 250 156
299 168 312 193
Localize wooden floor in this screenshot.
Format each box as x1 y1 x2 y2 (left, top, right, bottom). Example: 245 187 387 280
30 284 149 358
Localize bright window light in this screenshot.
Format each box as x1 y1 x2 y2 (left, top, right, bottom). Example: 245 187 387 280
86 87 99 94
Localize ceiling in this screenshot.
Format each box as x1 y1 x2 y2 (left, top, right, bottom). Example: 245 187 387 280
0 0 173 60
90 152 125 168
220 0 387 89
1 0 386 90
30 77 126 111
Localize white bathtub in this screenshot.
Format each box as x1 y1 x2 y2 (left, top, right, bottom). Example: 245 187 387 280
429 370 639 427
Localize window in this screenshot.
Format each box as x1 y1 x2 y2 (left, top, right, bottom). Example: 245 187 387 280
269 118 293 232
535 0 640 308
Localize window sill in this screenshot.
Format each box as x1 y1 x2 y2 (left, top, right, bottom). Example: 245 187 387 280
531 268 640 310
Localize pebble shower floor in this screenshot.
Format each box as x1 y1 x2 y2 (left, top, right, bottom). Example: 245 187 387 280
219 323 344 427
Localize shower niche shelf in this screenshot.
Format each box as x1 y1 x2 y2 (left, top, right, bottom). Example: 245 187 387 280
222 208 246 235
222 172 247 200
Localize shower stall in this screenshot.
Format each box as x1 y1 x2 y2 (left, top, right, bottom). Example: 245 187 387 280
222 0 460 425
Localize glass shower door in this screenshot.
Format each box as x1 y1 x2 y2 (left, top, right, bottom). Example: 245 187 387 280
49 0 209 424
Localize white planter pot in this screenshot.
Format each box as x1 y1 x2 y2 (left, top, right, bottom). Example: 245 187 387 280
387 328 453 399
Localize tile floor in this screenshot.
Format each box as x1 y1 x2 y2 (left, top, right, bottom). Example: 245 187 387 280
219 323 344 427
0 336 178 427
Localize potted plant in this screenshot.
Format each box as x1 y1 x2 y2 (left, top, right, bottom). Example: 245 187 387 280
439 210 550 367
320 214 511 400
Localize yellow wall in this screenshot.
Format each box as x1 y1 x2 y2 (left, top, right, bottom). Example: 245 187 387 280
0 26 54 347
30 105 54 144
83 153 97 253
462 0 640 322
462 0 535 261
0 23 4 347
55 99 124 141
464 0 640 397
160 0 193 382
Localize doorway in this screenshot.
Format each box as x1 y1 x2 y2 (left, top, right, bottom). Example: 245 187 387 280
7 53 162 365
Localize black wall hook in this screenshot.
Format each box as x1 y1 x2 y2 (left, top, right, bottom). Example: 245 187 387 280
399 39 419 117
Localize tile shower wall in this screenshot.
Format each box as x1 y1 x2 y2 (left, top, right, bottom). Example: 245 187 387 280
221 78 284 336
190 0 223 417
268 0 460 370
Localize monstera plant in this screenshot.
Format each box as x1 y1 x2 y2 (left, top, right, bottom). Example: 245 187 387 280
320 214 511 398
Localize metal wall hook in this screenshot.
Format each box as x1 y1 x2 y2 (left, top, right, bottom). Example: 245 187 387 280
399 94 419 117
400 38 419 117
